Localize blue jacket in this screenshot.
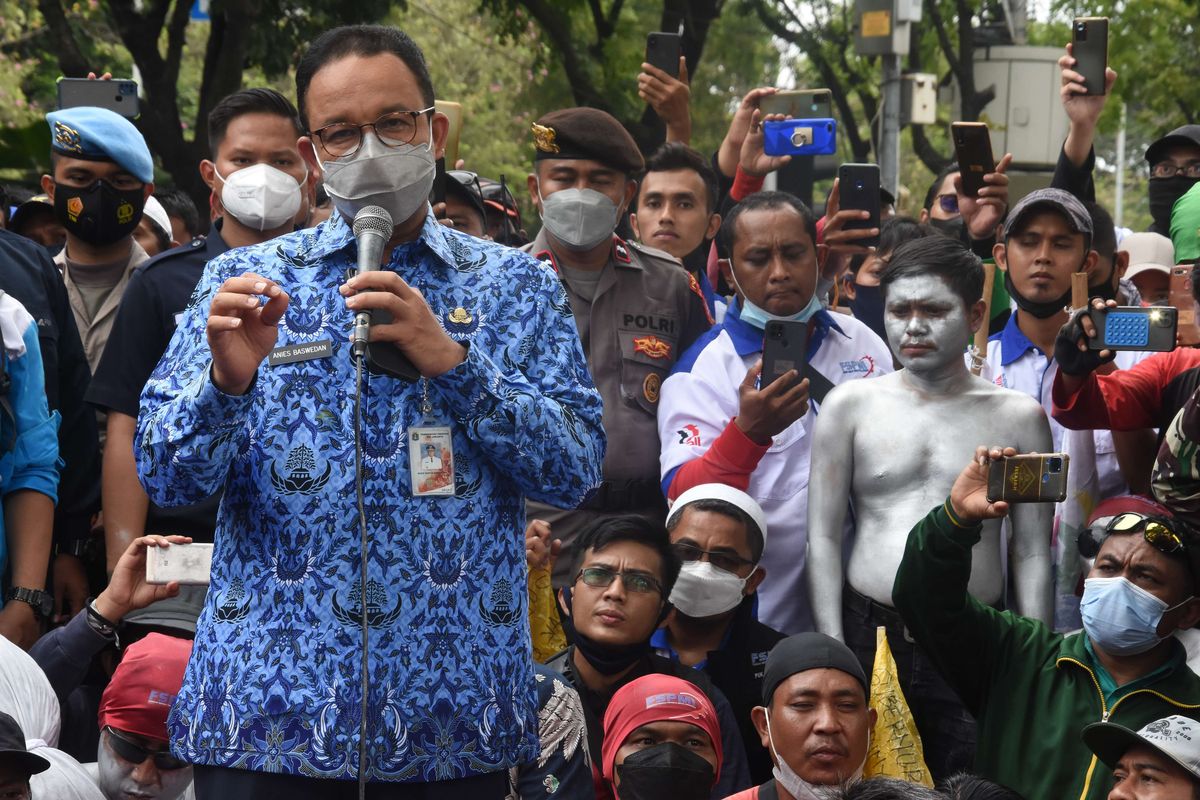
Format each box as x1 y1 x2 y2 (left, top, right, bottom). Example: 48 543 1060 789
0 291 60 593
136 211 605 782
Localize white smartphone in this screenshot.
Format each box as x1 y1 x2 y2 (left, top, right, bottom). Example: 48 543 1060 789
146 543 213 585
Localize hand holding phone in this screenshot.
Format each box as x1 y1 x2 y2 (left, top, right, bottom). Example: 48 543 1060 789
951 122 996 198
735 336 811 445
645 32 683 77
986 453 1070 503
1071 17 1109 96
836 164 881 249
57 77 140 119
764 118 837 157
146 542 213 585
1087 305 1178 352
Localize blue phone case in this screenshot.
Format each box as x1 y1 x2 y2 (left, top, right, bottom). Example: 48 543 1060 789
763 118 837 157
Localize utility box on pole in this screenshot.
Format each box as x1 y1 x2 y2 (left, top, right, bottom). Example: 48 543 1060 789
901 73 938 126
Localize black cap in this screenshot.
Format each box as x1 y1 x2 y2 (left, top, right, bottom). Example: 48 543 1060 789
532 108 645 175
761 633 869 706
445 170 487 226
0 712 50 776
1145 125 1200 167
1002 187 1093 242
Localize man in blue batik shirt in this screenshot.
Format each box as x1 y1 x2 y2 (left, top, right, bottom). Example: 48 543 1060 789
135 24 605 800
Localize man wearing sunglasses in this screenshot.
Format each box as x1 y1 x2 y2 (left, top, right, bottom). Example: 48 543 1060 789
893 447 1200 800
91 633 193 800
655 484 783 785
544 514 752 799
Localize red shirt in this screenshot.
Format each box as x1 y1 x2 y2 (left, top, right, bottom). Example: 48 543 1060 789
1051 348 1200 432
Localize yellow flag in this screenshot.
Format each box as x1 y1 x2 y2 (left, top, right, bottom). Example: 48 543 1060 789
863 626 934 786
528 563 567 663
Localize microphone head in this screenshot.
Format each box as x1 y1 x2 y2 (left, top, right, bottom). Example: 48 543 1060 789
352 205 394 239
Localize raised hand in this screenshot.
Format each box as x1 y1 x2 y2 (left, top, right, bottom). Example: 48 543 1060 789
208 272 290 395
736 360 810 445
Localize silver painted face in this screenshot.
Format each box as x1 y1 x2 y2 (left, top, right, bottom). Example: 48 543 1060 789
883 274 972 372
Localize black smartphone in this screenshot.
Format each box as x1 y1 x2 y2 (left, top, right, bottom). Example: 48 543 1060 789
432 157 447 206
951 122 996 197
1072 17 1109 96
760 89 834 120
986 453 1070 503
645 32 683 77
837 163 881 249
762 320 808 388
1088 306 1178 352
56 77 140 118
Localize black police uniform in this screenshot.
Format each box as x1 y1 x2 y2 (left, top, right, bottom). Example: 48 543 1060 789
0 230 100 559
85 222 229 539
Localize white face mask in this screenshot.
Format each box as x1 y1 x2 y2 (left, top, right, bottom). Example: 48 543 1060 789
216 163 304 232
764 711 864 800
537 182 619 251
318 123 435 225
669 560 751 618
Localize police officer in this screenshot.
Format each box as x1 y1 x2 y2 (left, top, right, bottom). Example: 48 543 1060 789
524 107 712 585
87 88 312 580
41 106 155 375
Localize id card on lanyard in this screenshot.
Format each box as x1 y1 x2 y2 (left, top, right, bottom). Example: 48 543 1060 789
409 377 455 497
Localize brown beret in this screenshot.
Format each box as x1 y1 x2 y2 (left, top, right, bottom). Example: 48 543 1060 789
532 107 645 175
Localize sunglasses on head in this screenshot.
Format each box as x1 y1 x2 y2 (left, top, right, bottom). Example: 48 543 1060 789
1076 512 1185 559
103 726 189 771
937 193 959 214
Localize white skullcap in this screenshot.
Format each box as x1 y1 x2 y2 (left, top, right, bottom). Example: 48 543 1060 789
142 195 172 241
666 483 768 550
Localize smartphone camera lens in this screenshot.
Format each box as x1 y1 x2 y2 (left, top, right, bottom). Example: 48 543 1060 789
1048 457 1063 473
855 180 865 190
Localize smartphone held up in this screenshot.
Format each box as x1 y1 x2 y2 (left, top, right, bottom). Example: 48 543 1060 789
986 453 1070 504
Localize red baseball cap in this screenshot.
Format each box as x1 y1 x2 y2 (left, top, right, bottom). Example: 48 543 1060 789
98 633 193 743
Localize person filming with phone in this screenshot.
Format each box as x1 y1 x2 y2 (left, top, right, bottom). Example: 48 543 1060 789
657 191 892 635
893 447 1200 800
135 24 604 798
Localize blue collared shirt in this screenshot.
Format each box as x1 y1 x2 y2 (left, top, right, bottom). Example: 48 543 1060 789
136 210 605 782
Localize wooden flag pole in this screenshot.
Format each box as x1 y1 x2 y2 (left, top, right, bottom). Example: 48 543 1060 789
1072 272 1089 311
971 262 996 376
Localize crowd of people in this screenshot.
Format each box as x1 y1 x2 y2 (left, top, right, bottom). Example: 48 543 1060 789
0 18 1198 800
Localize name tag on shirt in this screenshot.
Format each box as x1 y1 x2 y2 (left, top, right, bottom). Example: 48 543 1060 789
409 425 456 497
269 339 333 366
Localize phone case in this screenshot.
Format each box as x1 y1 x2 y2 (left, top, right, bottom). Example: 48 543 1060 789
838 164 881 248
1072 17 1109 96
764 119 837 157
1088 306 1178 352
760 89 834 120
1171 266 1200 346
645 32 682 77
986 454 1070 503
951 122 995 197
56 78 139 118
146 543 213 585
762 320 808 388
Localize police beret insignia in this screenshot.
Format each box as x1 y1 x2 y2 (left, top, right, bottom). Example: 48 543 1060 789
531 123 560 154
53 121 83 154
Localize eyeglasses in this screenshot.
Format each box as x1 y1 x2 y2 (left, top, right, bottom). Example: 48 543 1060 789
672 542 756 574
311 108 435 158
1076 512 1186 559
103 726 189 771
1151 161 1200 179
574 566 664 595
937 193 959 214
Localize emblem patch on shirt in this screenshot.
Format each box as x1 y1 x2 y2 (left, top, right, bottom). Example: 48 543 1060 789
444 306 480 336
614 241 631 263
839 355 876 376
677 424 702 447
633 335 672 360
269 444 332 495
643 372 661 404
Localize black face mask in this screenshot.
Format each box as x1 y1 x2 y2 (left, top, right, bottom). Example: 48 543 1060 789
1004 269 1072 319
54 179 144 246
929 215 967 243
559 587 657 676
848 283 886 342
615 743 714 800
1149 176 1199 233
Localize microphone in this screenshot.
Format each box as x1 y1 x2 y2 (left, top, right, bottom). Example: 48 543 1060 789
350 205 394 359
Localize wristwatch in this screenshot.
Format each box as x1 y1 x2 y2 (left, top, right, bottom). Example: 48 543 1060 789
6 587 53 620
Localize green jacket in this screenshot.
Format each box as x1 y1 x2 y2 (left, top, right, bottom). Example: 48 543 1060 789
892 503 1200 800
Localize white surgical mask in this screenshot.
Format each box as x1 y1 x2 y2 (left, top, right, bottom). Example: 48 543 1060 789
216 163 304 232
764 711 864 800
669 560 751 618
319 124 435 225
537 183 619 251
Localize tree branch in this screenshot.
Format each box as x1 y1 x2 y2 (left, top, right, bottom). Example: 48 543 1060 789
518 0 610 110
911 124 951 173
35 0 89 77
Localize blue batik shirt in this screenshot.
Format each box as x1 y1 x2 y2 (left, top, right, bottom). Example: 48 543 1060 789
136 210 605 782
